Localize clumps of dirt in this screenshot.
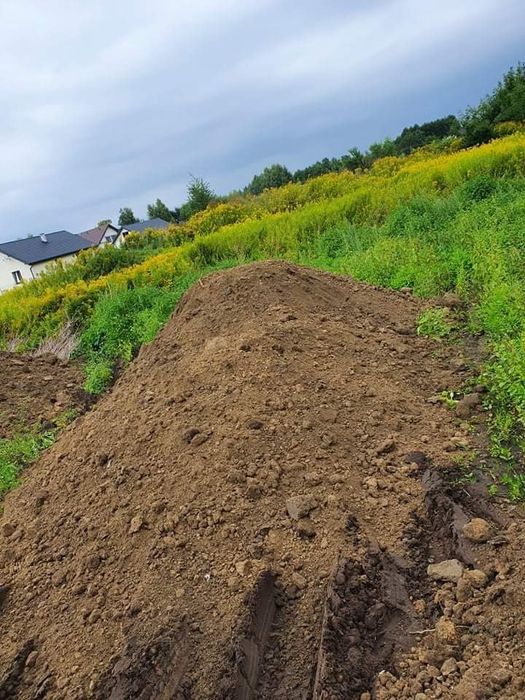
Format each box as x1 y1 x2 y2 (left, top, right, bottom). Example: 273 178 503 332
0 261 524 699
313 548 417 698
93 621 190 699
0 352 88 439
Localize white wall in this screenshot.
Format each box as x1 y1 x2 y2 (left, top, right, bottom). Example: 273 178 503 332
0 252 79 293
31 254 77 277
0 252 33 292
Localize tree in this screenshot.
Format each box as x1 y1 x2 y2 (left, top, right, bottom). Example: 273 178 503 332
367 138 396 160
341 147 366 171
97 218 112 227
394 116 460 155
147 198 175 222
245 164 292 195
462 64 525 146
179 176 216 221
118 207 138 227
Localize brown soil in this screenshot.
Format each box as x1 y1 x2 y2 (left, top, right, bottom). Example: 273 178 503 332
0 261 524 699
0 352 88 439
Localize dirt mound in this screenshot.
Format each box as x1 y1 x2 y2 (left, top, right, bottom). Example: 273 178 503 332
0 261 523 699
0 352 87 439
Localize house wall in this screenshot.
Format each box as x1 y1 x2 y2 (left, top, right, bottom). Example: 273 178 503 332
0 252 34 292
31 254 77 277
0 252 78 293
112 231 126 248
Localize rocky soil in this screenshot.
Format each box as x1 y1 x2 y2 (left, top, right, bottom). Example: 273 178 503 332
0 261 523 699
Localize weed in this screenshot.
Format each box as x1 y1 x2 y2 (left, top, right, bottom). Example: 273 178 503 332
487 483 499 497
501 470 525 501
417 308 454 338
0 430 55 499
439 390 459 409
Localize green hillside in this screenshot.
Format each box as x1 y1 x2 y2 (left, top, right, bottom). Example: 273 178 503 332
1 131 525 477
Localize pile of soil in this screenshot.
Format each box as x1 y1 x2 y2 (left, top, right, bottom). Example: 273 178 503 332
0 261 523 699
0 352 87 439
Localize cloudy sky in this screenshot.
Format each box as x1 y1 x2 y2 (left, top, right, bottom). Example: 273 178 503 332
0 0 523 240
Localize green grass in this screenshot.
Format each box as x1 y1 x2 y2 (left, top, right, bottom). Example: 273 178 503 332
0 431 56 499
417 308 455 339
2 136 525 498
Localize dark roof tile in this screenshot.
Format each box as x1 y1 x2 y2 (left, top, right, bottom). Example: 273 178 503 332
0 231 93 265
123 218 169 233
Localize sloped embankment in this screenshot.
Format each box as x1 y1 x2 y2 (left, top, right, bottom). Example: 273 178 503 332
0 261 523 699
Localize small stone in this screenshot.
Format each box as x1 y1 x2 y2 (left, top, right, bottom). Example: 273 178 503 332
376 438 395 455
246 419 264 430
413 599 426 615
364 477 379 493
291 572 307 589
25 651 38 669
235 559 253 576
491 667 512 688
427 559 464 582
435 617 457 644
295 518 316 538
456 399 474 419
441 657 458 676
72 583 86 596
286 495 317 521
182 427 200 443
403 451 427 466
463 569 488 588
462 392 482 407
463 518 491 543
1 522 15 538
191 433 209 446
34 490 49 508
51 571 66 587
128 516 144 535
88 609 101 624
456 576 472 602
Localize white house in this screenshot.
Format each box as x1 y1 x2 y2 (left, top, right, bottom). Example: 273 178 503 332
78 218 169 249
78 222 125 248
0 230 93 292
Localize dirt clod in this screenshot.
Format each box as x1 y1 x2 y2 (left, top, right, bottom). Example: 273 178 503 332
463 517 491 543
427 559 464 582
285 494 317 520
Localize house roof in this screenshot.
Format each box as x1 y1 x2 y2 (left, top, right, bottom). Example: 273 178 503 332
0 230 93 265
78 223 121 246
123 217 169 233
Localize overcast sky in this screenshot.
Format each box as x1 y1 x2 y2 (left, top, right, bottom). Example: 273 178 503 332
0 0 523 240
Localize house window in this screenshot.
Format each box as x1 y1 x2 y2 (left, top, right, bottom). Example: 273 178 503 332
12 270 22 284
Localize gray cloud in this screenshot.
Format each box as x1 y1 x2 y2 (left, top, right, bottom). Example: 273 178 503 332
0 0 523 239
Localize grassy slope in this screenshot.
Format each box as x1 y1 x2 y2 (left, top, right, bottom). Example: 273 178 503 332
1 134 525 494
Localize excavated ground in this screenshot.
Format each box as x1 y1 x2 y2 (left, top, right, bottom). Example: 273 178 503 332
0 261 524 699
0 352 88 439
